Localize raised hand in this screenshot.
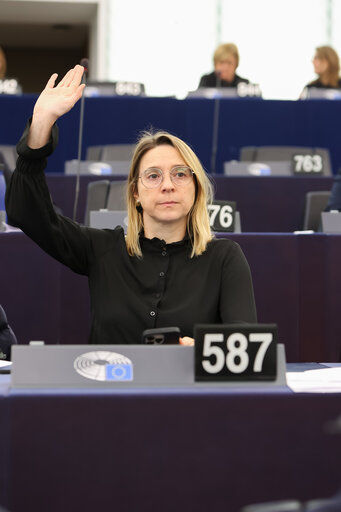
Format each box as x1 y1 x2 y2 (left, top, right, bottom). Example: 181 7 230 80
34 65 85 121
28 65 86 149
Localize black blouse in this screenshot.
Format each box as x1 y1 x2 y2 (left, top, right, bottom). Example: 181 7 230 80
306 78 341 89
5 123 257 344
198 71 249 88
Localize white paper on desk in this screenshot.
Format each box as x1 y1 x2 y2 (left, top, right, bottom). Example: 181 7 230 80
0 360 12 368
287 367 341 393
1 223 22 233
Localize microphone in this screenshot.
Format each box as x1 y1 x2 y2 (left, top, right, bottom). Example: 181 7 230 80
215 70 222 88
210 71 222 173
73 59 88 221
0 305 17 361
80 58 89 74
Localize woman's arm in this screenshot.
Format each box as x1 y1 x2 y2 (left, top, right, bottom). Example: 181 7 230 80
5 66 93 275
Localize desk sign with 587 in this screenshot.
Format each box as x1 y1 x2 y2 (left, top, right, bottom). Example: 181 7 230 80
194 324 277 381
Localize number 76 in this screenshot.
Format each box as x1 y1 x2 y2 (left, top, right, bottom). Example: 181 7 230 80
208 204 233 229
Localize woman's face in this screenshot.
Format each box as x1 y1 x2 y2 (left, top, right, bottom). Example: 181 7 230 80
134 145 196 232
313 55 328 76
215 55 237 82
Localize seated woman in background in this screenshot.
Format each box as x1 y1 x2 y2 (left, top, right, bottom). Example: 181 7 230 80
305 45 341 89
0 47 7 79
198 42 249 88
5 65 257 346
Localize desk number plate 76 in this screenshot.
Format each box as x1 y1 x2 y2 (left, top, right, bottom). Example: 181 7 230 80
194 324 277 381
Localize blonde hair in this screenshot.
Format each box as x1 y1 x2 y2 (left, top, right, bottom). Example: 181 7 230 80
214 43 239 67
313 45 340 87
125 131 214 258
0 47 7 79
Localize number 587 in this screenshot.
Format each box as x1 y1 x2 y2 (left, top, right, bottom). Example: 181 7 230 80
202 332 273 374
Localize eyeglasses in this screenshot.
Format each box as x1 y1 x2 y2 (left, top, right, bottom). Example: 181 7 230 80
139 166 195 189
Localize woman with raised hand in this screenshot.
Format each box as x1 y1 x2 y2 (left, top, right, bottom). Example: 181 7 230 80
6 65 257 345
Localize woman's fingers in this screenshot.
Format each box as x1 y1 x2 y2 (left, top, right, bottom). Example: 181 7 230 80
58 65 83 89
45 73 58 90
63 68 76 88
57 68 74 88
179 336 195 346
74 83 86 102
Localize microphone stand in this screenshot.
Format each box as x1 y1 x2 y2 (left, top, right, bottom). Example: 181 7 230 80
73 66 87 222
210 73 222 174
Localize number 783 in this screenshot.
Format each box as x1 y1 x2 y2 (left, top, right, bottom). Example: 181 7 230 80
202 332 273 374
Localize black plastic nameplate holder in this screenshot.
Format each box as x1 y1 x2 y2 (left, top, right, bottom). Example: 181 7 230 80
292 154 323 175
208 200 236 232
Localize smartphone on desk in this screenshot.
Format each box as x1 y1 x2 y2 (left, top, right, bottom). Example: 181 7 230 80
142 327 180 345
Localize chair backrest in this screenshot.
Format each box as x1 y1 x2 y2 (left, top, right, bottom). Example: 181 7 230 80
304 498 341 511
0 145 17 171
0 304 18 361
0 171 5 211
324 172 341 211
84 180 110 226
106 180 127 211
240 146 332 175
241 500 302 512
302 191 331 231
0 153 14 186
86 145 103 161
101 144 135 161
